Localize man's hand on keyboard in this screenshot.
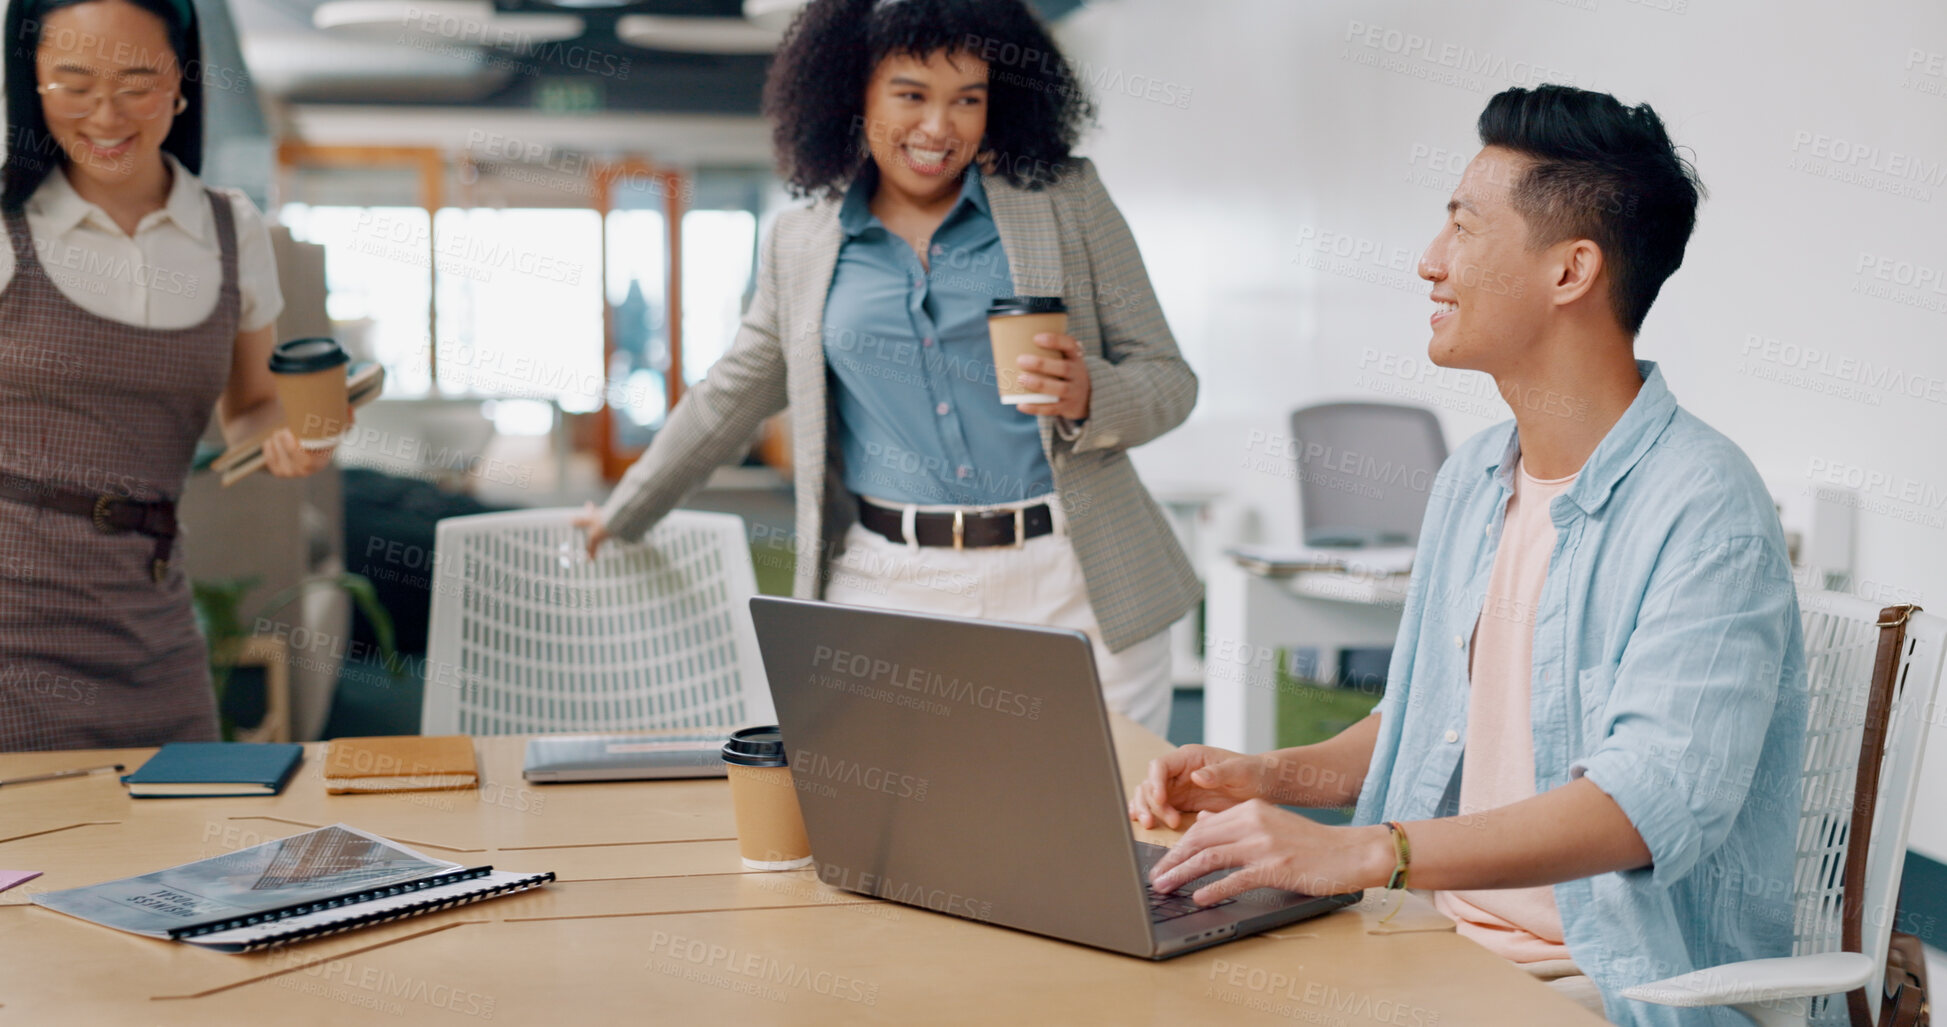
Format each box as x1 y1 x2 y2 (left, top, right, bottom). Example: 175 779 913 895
1147 799 1393 906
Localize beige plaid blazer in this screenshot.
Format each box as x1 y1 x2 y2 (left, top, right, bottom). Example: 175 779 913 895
600 158 1200 652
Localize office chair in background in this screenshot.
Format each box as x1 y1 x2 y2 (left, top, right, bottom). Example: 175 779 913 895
1283 402 1448 690
1288 402 1448 548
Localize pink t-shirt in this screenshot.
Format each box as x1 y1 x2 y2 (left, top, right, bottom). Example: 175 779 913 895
1432 459 1578 965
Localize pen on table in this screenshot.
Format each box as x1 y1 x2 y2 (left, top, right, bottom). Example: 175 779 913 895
0 763 125 787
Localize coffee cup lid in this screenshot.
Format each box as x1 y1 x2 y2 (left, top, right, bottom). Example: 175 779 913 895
721 726 789 768
269 337 349 374
988 296 1066 317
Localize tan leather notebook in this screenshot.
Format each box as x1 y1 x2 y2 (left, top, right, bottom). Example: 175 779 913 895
324 735 478 794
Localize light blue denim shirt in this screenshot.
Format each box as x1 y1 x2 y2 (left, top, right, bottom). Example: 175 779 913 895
1353 361 1807 1026
824 164 1054 506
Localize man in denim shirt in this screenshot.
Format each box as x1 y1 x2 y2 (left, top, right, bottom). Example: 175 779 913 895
1136 85 1806 1025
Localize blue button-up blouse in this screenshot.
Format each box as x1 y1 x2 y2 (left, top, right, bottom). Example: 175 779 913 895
822 165 1054 506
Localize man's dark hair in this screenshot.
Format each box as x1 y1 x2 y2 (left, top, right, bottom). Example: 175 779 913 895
1477 84 1704 335
762 0 1094 198
3 0 206 212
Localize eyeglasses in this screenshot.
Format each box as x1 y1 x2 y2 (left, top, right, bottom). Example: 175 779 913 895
38 81 182 120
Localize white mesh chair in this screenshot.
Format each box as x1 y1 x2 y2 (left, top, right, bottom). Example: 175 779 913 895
1622 594 1943 1026
421 508 775 735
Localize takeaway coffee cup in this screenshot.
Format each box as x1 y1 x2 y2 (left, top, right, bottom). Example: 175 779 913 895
268 338 350 450
721 726 814 871
987 296 1067 406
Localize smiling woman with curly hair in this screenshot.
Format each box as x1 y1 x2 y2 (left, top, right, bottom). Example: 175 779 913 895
765 0 1092 195
580 0 1201 735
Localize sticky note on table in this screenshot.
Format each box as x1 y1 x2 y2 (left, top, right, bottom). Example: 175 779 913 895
0 870 42 892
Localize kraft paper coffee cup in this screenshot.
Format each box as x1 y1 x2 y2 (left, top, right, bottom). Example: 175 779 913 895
268 338 350 450
722 726 814 871
987 297 1067 406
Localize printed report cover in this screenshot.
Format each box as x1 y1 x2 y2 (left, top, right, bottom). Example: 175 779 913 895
33 824 459 938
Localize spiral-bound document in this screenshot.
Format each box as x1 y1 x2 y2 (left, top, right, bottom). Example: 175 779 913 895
33 824 552 953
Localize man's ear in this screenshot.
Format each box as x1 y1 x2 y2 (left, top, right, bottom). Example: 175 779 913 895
1552 239 1604 310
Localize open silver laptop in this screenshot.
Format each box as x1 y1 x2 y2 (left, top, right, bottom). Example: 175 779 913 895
749 596 1360 960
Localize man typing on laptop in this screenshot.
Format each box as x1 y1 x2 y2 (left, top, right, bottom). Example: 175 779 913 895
1133 85 1806 1024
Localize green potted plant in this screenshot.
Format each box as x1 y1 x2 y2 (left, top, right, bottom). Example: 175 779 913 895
192 574 402 740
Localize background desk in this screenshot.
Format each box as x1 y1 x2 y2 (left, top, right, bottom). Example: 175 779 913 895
1205 557 1411 753
0 720 1599 1025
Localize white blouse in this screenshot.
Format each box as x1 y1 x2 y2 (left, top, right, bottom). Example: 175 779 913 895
0 153 283 332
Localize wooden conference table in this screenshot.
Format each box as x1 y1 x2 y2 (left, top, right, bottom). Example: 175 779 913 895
0 719 1600 1024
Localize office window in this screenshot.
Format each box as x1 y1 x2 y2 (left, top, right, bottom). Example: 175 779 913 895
277 151 773 478
605 208 671 437
280 203 435 397
432 207 605 412
680 209 758 387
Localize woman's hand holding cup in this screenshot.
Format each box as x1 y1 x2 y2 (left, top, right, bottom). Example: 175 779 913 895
1014 332 1091 420
263 405 352 478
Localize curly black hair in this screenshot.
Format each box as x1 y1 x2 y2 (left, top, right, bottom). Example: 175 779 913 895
763 0 1095 198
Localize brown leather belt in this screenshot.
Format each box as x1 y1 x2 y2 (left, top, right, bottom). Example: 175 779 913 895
856 496 1054 549
0 474 177 582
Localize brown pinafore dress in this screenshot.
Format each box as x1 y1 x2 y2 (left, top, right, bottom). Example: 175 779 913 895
0 188 240 750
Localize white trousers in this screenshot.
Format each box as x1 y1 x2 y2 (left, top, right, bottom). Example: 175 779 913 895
822 515 1174 737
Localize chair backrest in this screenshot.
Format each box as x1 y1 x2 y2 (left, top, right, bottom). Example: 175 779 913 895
1288 402 1447 547
422 508 774 735
1790 592 1945 1026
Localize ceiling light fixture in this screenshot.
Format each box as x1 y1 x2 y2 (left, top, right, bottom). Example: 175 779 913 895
741 0 809 35
313 0 583 47
614 14 782 54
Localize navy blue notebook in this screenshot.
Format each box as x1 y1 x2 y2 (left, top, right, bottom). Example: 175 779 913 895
122 742 304 798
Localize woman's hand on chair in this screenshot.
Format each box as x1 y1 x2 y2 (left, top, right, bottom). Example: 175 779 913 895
573 501 610 560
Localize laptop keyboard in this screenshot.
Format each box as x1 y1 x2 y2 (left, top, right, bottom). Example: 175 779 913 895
1148 887 1235 923
1137 842 1238 923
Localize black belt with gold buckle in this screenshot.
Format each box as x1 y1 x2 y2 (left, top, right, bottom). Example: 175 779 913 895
0 474 178 582
856 496 1054 549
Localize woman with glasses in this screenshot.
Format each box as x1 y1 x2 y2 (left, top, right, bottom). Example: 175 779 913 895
578 0 1199 735
0 0 338 750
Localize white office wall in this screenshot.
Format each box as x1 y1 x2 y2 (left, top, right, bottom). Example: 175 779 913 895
1055 0 1947 856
